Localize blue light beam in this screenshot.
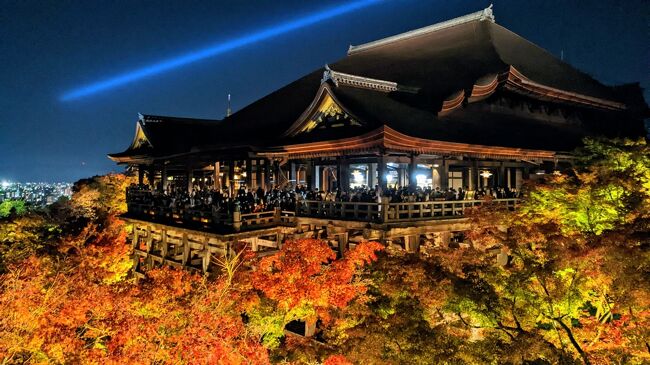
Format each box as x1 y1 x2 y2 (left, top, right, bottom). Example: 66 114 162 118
61 0 382 101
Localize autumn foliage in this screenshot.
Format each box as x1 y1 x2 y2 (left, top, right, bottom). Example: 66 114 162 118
1 138 649 364
0 174 381 364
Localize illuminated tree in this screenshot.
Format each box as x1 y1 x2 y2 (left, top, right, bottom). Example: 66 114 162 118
249 238 383 350
452 138 650 364
0 200 26 218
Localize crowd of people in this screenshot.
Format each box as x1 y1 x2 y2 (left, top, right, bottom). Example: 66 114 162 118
127 183 522 217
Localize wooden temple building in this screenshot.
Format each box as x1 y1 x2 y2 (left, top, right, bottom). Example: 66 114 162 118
109 6 647 276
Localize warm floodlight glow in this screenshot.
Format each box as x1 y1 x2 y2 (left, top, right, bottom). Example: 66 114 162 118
352 170 364 183
480 170 493 178
60 0 381 101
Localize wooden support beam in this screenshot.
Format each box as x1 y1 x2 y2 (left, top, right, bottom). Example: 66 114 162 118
161 164 168 192
182 233 190 266
305 319 317 337
338 232 348 257
132 227 139 249
255 160 263 190
368 162 377 188
213 162 221 191
306 160 315 190
498 162 506 188
233 204 242 232
264 159 272 190
441 159 449 190
187 168 194 194
290 162 297 188
408 154 418 191
145 226 153 253
148 165 156 189
313 164 320 191
405 235 420 253
137 165 145 185
202 239 211 273
377 155 387 192
246 159 253 189
161 230 168 259
228 160 236 196
471 160 479 190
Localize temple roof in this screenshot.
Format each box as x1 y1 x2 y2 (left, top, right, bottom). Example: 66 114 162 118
109 6 647 164
108 114 223 163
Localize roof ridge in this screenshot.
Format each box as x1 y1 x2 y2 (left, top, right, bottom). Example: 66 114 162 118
138 113 222 124
321 65 419 93
348 4 495 55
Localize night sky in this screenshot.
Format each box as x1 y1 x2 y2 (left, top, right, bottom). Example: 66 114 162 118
1 0 648 182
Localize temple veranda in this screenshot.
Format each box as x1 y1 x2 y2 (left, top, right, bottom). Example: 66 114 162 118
109 6 647 277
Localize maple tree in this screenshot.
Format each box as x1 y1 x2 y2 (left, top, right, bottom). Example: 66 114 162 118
248 238 383 355
0 174 384 364
1 138 648 364
449 138 650 364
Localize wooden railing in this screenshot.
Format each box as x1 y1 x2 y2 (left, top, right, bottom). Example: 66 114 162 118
127 195 519 231
297 200 380 222
387 199 518 221
296 198 519 223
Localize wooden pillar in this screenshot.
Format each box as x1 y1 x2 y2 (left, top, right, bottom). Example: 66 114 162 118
160 230 168 259
213 162 221 191
181 233 190 266
187 167 194 194
273 160 280 188
498 162 506 188
255 159 263 189
435 231 452 248
228 160 236 196
336 159 342 191
337 159 349 192
462 166 469 189
305 319 317 337
137 165 145 185
246 159 253 190
290 162 297 188
377 155 387 192
471 160 479 190
148 165 156 189
160 164 167 192
337 232 348 257
368 163 377 188
313 164 320 191
440 159 449 190
397 167 406 188
232 204 242 232
132 226 139 249
405 235 420 253
306 160 315 190
343 162 350 192
263 159 271 190
408 154 418 191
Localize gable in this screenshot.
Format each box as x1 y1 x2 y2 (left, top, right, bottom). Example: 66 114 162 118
283 84 363 137
130 121 153 149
